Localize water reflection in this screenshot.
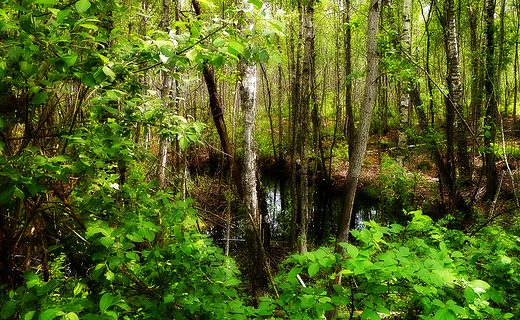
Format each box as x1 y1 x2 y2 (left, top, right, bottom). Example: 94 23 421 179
263 177 380 244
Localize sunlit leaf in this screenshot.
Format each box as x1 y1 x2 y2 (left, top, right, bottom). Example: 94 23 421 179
75 0 91 13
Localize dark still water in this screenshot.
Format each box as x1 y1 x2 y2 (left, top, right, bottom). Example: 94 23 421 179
263 177 379 245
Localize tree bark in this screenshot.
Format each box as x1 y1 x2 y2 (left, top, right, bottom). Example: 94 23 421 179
335 0 381 252
397 0 411 165
483 0 499 206
297 0 314 253
328 2 381 318
157 0 171 188
237 0 271 300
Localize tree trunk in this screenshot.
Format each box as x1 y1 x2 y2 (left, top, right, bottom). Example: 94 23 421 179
328 2 381 318
157 0 171 188
397 0 411 165
335 0 381 252
288 13 302 251
445 0 471 192
297 0 314 253
483 0 499 206
467 2 483 175
344 0 354 155
238 0 271 300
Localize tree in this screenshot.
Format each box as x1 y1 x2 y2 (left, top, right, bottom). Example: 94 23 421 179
237 0 270 300
483 0 499 208
397 0 411 165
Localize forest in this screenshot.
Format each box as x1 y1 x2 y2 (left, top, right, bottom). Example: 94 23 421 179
1 0 520 318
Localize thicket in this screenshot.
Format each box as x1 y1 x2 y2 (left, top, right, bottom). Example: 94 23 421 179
2 0 520 319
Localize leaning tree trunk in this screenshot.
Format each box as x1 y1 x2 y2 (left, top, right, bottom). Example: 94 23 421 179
328 2 381 318
335 0 381 254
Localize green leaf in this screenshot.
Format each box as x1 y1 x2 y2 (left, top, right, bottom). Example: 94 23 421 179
501 256 512 264
102 66 116 81
31 92 49 105
308 262 320 277
35 0 59 5
82 73 96 87
13 187 25 200
99 293 115 312
100 237 114 248
339 243 358 259
259 50 269 62
228 40 246 56
213 38 226 47
80 23 98 31
0 185 15 203
469 279 490 293
20 61 37 78
186 49 198 61
75 0 91 13
179 136 189 150
248 0 263 9
39 309 64 320
23 310 36 320
210 55 225 68
19 14 34 33
65 312 79 320
361 309 381 320
1 300 19 318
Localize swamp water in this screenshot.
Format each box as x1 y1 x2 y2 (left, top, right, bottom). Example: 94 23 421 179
262 177 380 245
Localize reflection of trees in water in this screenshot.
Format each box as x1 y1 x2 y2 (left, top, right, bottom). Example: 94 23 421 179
263 176 380 246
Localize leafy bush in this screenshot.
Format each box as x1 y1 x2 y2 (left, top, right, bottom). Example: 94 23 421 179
258 210 520 320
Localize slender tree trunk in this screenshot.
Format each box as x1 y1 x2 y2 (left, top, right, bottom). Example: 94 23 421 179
344 0 354 155
289 13 302 250
483 0 499 206
397 0 411 165
335 0 381 252
237 0 271 300
157 0 171 188
467 3 483 175
445 0 470 192
328 2 382 318
515 0 519 125
192 0 244 199
296 0 314 253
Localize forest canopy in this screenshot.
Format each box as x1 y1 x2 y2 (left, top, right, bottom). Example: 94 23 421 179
1 0 520 318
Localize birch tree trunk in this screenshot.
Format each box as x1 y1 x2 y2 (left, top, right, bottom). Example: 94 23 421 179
397 0 411 165
238 0 270 300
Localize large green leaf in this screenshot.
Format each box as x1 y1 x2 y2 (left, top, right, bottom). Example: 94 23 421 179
228 40 246 56
99 293 115 312
75 0 91 13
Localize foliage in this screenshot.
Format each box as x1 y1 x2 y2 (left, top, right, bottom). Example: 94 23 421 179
378 155 422 220
0 194 252 320
257 210 520 320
